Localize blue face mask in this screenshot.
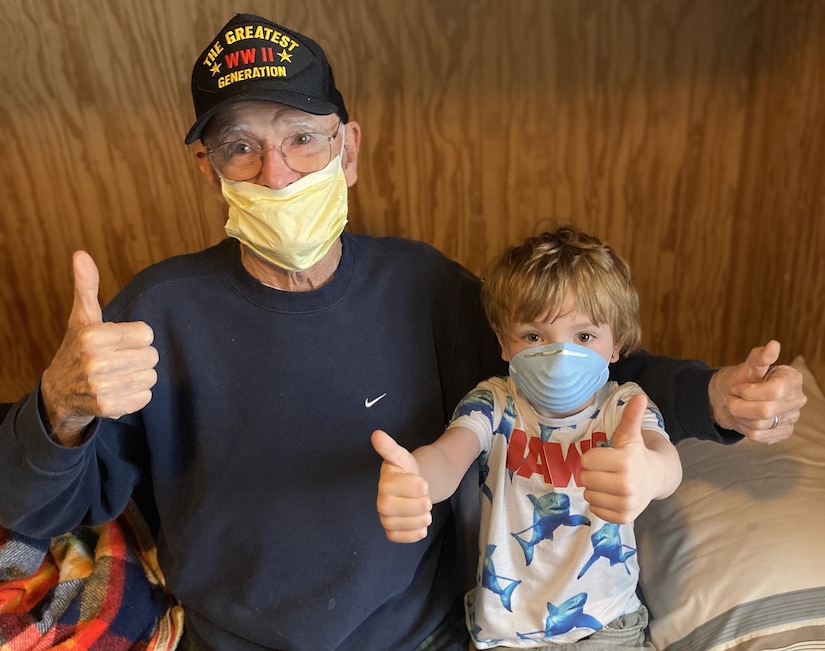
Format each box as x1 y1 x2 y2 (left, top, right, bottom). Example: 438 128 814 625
508 342 610 414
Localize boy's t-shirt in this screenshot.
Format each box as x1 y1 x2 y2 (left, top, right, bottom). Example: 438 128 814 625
449 378 668 648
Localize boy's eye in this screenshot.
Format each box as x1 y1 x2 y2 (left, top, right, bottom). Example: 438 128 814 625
526 333 541 343
577 333 593 343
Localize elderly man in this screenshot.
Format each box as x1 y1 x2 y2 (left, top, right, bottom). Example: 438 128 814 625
0 13 805 651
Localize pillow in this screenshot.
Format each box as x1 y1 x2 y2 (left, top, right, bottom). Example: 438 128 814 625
635 356 825 651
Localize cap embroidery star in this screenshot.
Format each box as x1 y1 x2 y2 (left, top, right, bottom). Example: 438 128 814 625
278 49 293 63
210 62 222 76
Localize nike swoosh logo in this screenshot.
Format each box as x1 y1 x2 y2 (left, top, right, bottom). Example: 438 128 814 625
364 393 387 408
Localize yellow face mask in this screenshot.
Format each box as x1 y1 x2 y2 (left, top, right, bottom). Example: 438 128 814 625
222 155 349 272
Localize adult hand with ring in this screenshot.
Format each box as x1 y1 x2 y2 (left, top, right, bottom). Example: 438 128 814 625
708 340 806 444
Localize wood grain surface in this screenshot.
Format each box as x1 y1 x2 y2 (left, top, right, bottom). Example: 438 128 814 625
1 0 823 400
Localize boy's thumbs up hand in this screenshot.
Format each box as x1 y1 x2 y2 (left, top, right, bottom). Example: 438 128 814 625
372 429 432 543
610 393 648 451
581 394 658 524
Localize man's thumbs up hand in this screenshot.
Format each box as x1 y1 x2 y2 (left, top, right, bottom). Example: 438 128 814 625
708 340 806 443
69 250 104 326
40 252 159 446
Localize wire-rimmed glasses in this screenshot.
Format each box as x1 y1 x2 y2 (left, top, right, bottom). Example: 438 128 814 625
207 121 342 181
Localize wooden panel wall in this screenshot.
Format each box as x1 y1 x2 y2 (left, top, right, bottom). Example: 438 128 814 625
1 0 824 401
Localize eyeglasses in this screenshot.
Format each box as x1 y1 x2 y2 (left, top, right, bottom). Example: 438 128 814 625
207 121 342 181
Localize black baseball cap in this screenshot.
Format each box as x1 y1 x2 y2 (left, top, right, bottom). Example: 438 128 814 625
185 14 348 144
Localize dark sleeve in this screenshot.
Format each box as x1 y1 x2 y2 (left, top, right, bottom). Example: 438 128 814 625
433 264 508 423
0 384 145 538
610 349 743 444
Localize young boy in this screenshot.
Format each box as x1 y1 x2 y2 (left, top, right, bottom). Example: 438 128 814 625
372 226 682 649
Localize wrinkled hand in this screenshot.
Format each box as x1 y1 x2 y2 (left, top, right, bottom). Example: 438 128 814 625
709 340 806 444
580 394 663 524
371 429 432 543
40 251 159 446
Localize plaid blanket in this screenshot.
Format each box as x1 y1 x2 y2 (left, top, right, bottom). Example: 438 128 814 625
0 502 182 650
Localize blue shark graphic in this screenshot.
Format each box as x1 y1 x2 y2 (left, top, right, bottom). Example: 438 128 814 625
479 456 494 503
501 394 516 436
647 406 665 430
481 544 521 612
468 609 504 647
517 592 602 641
577 523 637 579
459 389 518 503
616 397 665 430
453 386 520 442
538 422 572 443
453 388 496 427
512 492 591 565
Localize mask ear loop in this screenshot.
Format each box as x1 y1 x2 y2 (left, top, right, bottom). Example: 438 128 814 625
336 123 346 160
503 341 523 379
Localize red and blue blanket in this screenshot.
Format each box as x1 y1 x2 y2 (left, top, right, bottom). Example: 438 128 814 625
0 502 181 650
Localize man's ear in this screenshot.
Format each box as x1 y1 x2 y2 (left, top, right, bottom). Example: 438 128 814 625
193 143 222 190
341 120 361 187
